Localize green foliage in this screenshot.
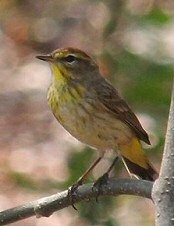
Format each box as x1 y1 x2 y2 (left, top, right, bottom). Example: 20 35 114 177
10 172 39 191
10 171 66 192
143 7 172 25
78 197 118 226
110 50 172 115
64 146 94 188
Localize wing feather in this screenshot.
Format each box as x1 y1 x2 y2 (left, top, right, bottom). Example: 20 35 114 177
94 78 150 145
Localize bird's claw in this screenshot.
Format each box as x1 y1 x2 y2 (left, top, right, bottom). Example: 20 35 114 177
92 173 109 202
68 181 82 210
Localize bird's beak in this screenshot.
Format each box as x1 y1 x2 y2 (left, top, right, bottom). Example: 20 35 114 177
36 54 54 62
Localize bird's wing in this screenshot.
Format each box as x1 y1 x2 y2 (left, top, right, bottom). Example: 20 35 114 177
95 79 150 145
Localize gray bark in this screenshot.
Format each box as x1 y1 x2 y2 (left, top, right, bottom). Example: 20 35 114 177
152 81 174 226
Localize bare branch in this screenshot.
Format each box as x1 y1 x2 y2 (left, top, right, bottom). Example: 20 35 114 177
0 178 152 225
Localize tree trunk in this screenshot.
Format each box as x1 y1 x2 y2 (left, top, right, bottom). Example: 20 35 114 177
152 81 174 226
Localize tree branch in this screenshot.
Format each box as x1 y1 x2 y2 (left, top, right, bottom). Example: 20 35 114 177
152 80 174 226
0 178 152 225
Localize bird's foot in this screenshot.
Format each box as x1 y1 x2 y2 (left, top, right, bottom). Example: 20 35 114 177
68 181 82 210
92 173 109 202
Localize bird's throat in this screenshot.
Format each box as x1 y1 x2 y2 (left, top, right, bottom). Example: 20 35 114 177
50 63 71 85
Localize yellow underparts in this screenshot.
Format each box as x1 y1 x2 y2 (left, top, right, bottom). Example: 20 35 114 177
119 137 149 169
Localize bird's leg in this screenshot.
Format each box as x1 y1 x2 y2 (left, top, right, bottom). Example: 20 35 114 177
93 156 119 200
70 155 103 192
105 156 119 176
121 156 140 180
93 156 119 187
68 153 104 209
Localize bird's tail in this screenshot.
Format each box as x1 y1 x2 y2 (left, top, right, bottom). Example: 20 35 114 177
119 138 158 181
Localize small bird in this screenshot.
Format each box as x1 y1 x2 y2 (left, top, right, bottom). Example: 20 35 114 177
36 47 158 188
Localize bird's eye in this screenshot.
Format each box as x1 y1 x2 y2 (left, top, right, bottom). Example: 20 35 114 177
64 55 76 63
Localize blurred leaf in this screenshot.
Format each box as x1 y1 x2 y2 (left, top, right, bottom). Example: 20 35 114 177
112 50 173 114
103 0 123 38
78 196 117 225
143 7 171 25
10 172 39 190
62 146 94 188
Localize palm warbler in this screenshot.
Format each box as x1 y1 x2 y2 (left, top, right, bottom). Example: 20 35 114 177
36 48 158 186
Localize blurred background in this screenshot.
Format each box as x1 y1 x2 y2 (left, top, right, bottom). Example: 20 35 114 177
0 0 172 225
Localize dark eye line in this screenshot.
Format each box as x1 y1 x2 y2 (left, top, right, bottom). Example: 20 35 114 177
62 55 77 63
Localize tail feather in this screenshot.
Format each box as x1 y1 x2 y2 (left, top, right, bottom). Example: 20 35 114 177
123 157 158 181
119 137 158 181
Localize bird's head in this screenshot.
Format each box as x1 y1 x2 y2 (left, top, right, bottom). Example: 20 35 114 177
36 48 99 82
